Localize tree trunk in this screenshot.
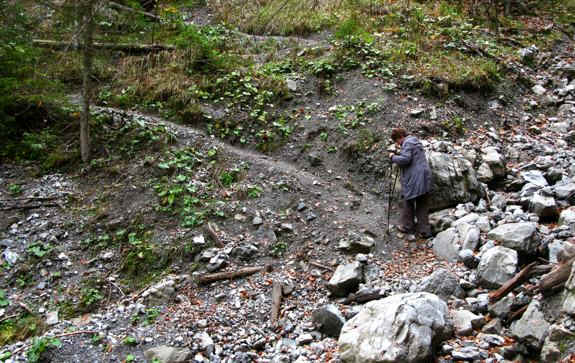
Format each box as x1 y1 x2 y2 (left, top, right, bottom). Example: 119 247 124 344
80 0 95 162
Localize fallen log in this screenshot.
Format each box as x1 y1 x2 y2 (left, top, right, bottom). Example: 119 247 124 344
309 261 334 272
489 262 537 303
32 39 176 54
108 1 161 21
197 265 272 285
538 255 575 296
271 280 282 325
342 291 386 305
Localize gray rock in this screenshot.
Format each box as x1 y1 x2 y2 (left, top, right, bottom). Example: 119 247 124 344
487 222 538 253
477 246 518 288
477 333 505 347
254 226 277 245
477 162 494 183
230 244 259 260
559 207 575 231
511 300 549 351
427 152 485 211
520 170 549 187
532 84 547 96
528 191 559 220
429 209 455 234
144 346 192 363
286 79 298 92
451 310 484 336
338 292 452 363
488 293 514 319
46 311 59 326
482 318 503 334
458 223 480 251
432 228 460 262
451 346 482 361
194 332 214 354
326 262 363 297
459 249 479 269
554 182 575 200
562 261 575 316
417 268 463 300
337 232 375 254
2 249 19 265
482 147 506 179
312 304 345 338
308 153 322 167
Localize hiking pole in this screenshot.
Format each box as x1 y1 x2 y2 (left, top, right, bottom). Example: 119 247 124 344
386 164 400 236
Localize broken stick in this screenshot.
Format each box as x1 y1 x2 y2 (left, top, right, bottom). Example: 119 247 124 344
271 280 283 325
197 265 272 285
489 262 537 303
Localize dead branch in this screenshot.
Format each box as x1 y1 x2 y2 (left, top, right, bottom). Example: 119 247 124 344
271 280 283 325
197 265 273 285
32 40 176 53
309 261 334 272
0 203 61 211
508 304 528 323
205 222 225 248
538 255 575 296
108 1 161 21
0 313 20 324
489 262 537 303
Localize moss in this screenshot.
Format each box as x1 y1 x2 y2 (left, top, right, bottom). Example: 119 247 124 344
120 245 174 289
0 314 45 347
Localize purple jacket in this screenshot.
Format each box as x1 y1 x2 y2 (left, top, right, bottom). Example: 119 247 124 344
391 136 432 200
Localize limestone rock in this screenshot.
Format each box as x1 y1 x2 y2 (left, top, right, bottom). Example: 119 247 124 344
477 246 518 288
312 304 346 338
487 222 538 254
144 346 192 363
327 262 363 298
339 292 452 363
510 300 549 351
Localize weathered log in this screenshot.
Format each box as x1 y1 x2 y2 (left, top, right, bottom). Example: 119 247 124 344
108 1 161 21
197 265 272 285
538 256 575 296
271 280 283 324
32 39 175 54
489 262 537 303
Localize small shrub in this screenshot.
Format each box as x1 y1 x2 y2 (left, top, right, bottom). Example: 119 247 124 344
27 337 61 363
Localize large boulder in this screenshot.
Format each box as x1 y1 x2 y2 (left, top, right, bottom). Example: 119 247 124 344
487 222 538 254
338 292 452 363
482 146 506 179
477 246 518 288
427 152 485 211
312 304 346 338
527 191 559 221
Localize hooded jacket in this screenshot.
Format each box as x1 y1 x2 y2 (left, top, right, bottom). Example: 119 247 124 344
391 135 432 200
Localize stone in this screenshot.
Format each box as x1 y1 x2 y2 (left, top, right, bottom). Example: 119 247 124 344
477 246 518 288
429 209 455 234
520 170 549 187
457 223 480 251
427 152 485 211
337 232 375 254
488 293 514 319
451 346 482 361
326 262 363 297
432 228 460 262
296 333 314 345
451 310 484 336
194 332 214 354
559 207 575 230
308 153 322 167
338 293 452 363
528 191 559 220
477 333 505 347
477 162 494 183
482 147 506 178
2 249 18 265
510 300 549 351
554 183 575 200
46 311 59 326
532 84 547 96
417 268 463 300
312 304 345 338
286 79 297 91
562 261 575 316
459 249 479 269
487 222 538 253
482 318 503 334
144 346 192 363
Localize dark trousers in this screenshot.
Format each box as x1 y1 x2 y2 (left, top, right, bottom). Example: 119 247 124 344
400 193 431 235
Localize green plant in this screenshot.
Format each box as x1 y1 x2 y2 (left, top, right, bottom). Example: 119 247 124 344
123 336 138 346
91 333 103 345
0 290 9 307
247 186 263 199
125 354 135 362
270 241 288 257
7 183 22 196
27 243 52 258
80 288 104 310
26 337 61 363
